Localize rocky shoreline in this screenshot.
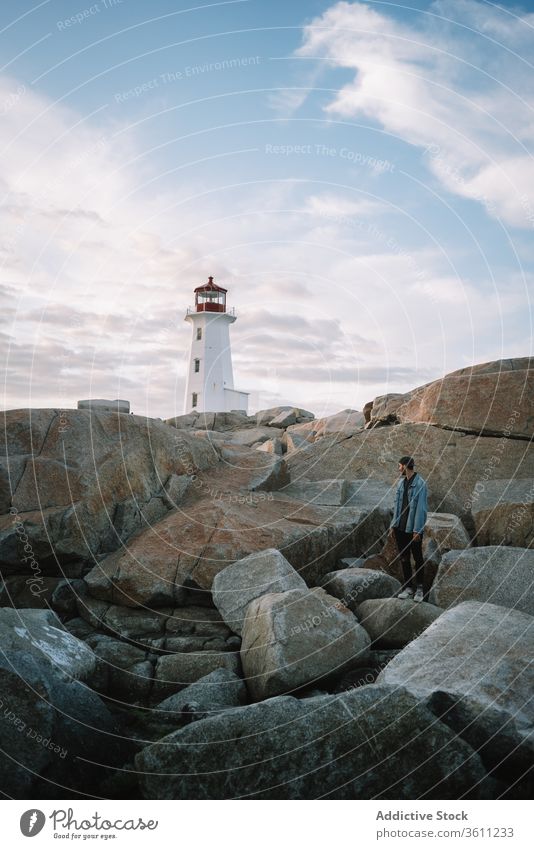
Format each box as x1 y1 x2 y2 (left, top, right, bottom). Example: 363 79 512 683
0 357 533 799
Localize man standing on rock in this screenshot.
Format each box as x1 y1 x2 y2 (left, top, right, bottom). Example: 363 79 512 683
388 456 429 602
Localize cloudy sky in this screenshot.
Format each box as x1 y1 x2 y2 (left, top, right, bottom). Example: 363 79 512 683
1 0 533 418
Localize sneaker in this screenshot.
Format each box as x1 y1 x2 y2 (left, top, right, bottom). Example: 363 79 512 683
397 587 414 600
414 586 424 603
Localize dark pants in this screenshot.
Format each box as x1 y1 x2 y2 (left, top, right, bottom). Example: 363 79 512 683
393 528 431 596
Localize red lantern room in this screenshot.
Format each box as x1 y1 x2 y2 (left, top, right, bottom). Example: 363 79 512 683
194 276 227 313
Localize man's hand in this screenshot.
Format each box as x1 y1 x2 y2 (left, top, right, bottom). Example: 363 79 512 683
412 532 421 541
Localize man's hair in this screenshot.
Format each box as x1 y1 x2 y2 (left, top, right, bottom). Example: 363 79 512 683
399 455 415 469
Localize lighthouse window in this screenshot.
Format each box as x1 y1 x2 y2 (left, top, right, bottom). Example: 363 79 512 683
191 392 198 408
196 327 202 340
194 358 200 373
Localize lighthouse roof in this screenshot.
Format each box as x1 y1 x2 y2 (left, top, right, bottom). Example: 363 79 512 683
194 275 227 294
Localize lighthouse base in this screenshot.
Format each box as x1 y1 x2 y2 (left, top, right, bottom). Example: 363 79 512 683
223 387 249 413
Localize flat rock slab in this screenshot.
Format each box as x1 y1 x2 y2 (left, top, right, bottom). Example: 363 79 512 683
429 546 534 615
270 479 392 512
378 601 534 767
135 684 490 799
212 548 306 635
356 598 443 648
276 479 349 506
321 568 401 611
241 587 370 700
84 466 390 602
287 422 534 525
344 479 396 511
470 479 534 547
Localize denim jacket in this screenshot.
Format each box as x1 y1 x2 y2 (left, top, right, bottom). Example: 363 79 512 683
389 473 428 534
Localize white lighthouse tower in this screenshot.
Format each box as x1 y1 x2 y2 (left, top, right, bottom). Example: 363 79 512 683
183 276 249 414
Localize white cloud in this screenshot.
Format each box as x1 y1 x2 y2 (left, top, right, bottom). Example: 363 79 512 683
0 74 219 415
1 36 529 420
305 192 387 219
296 0 534 227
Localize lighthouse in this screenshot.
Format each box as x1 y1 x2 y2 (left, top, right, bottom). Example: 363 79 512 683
183 276 249 414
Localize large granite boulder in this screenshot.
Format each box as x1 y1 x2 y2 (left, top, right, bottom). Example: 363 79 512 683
212 549 306 635
355 598 444 648
246 455 290 492
368 358 534 439
123 669 248 744
256 437 283 456
287 421 534 528
429 546 534 615
268 409 297 428
0 651 129 798
357 532 405 583
470 479 534 547
285 409 365 445
83 476 390 603
314 409 365 438
135 684 491 799
279 479 349 506
164 410 254 431
256 406 314 426
420 511 472 588
351 511 469 592
368 393 406 424
378 602 534 790
321 568 401 611
0 608 96 682
283 430 314 454
240 587 370 699
155 668 247 718
424 511 471 552
224 427 284 447
0 408 219 570
152 651 241 702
